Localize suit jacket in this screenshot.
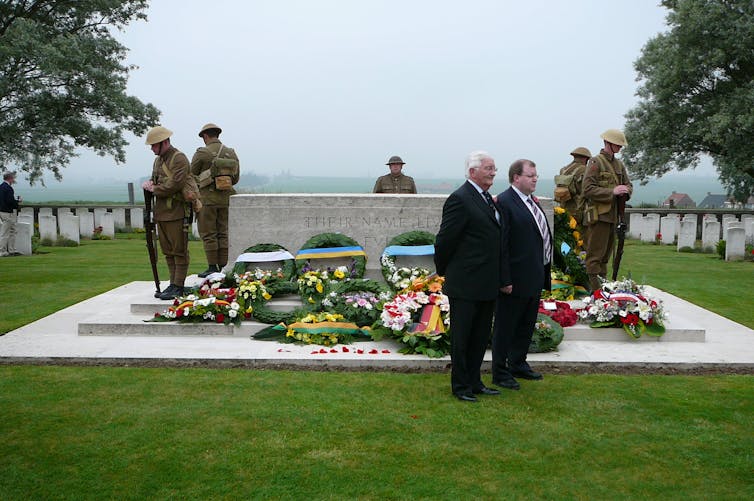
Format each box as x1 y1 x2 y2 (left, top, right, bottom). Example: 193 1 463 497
0 181 18 212
435 181 502 301
496 187 551 298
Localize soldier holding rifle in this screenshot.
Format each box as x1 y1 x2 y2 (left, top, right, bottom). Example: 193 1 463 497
582 129 632 291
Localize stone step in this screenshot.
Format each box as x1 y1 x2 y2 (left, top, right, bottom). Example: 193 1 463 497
564 324 705 342
130 297 303 316
78 315 270 337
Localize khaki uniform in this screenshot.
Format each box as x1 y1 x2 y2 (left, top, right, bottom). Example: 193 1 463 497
151 146 190 287
557 160 589 249
372 173 417 194
190 139 240 267
581 149 632 287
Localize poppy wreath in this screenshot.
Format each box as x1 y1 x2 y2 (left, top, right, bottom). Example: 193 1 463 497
294 232 367 278
232 242 297 281
380 230 436 290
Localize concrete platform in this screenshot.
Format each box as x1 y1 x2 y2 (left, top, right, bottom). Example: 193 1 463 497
1 277 753 371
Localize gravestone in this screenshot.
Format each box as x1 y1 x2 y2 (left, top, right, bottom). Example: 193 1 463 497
100 212 115 238
641 214 660 243
701 220 720 252
57 207 71 217
725 227 746 261
628 213 643 239
79 211 94 237
130 208 144 230
112 208 127 230
93 208 107 228
744 218 754 245
722 215 738 241
19 207 34 218
660 214 679 245
228 193 532 277
38 207 52 217
17 213 33 227
677 220 696 251
58 214 80 244
15 222 32 255
39 214 57 241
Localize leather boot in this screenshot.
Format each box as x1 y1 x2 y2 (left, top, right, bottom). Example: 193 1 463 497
198 264 220 278
588 274 602 293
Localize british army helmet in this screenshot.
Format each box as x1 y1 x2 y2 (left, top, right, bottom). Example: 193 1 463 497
600 129 628 146
145 126 173 145
570 147 592 158
198 123 222 137
386 155 405 165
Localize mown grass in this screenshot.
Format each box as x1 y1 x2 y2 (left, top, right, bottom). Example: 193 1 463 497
1 366 752 500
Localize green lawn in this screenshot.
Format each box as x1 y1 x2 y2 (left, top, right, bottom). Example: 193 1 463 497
1 366 752 500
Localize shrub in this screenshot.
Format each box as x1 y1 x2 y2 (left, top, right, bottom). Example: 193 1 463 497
716 240 726 259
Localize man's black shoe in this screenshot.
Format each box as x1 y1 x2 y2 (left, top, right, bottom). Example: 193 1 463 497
510 368 543 380
493 378 521 390
159 284 182 300
473 387 501 396
198 264 220 278
454 393 478 403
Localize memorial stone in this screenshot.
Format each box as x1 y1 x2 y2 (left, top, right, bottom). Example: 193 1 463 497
629 213 643 239
725 227 746 261
722 215 738 241
228 194 519 276
100 212 115 238
660 214 679 245
19 207 34 218
744 218 754 245
93 208 107 228
79 211 94 237
38 207 52 217
15 222 32 255
130 208 144 230
641 214 660 242
39 214 57 241
112 208 126 230
17 213 33 227
701 220 720 252
58 214 80 245
677 220 696 251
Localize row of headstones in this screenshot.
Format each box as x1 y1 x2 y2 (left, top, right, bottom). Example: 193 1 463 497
628 213 754 260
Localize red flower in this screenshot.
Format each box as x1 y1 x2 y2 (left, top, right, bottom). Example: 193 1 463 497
369 349 378 354
173 298 180 306
311 350 319 354
319 349 327 354
175 308 183 318
620 313 639 326
342 347 350 353
244 312 251 319
381 349 390 354
215 313 225 323
357 349 364 354
154 312 160 318
330 349 338 353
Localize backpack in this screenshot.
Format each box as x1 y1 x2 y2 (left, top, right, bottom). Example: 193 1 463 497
197 144 239 191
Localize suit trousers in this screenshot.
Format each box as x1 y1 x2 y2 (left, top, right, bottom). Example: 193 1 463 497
0 211 17 254
449 297 495 396
492 294 539 377
197 204 229 265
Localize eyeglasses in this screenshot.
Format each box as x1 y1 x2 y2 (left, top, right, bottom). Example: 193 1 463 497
475 166 498 172
521 174 539 178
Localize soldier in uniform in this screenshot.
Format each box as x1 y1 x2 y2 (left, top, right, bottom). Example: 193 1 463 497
582 129 632 291
143 126 191 300
190 123 240 277
555 147 592 247
372 155 417 194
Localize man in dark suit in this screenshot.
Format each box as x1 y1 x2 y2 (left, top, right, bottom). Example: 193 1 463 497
492 159 552 389
435 151 503 402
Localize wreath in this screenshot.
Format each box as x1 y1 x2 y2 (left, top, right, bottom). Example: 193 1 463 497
250 280 309 325
232 243 296 281
380 230 436 290
321 279 393 326
295 232 366 278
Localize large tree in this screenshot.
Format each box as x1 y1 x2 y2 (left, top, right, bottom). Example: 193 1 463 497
0 0 160 183
623 0 754 202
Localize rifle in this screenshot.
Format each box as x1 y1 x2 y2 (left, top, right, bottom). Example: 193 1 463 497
611 194 628 281
143 188 161 297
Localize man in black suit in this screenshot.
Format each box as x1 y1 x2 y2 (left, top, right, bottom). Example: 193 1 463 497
435 151 503 402
492 159 552 389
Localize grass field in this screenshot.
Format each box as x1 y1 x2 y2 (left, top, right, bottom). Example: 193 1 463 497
1 237 753 499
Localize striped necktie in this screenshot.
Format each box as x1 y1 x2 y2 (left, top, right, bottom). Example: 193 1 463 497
527 197 551 264
482 191 499 222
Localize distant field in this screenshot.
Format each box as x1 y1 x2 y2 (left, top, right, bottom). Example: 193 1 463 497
17 174 726 205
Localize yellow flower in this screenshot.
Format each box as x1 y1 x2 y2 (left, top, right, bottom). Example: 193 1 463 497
262 292 272 300
334 269 345 279
554 206 566 214
573 230 581 240
577 240 584 247
286 329 294 338
316 282 324 293
308 297 315 304
568 217 577 229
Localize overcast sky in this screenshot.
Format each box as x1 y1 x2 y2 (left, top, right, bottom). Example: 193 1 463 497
30 0 718 185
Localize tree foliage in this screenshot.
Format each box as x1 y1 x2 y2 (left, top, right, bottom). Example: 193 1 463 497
0 0 160 183
623 0 754 202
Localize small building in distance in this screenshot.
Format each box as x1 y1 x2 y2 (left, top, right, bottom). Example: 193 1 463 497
698 192 728 209
663 191 696 208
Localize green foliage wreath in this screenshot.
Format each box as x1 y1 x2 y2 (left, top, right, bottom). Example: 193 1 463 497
295 232 366 278
380 230 436 290
232 243 296 280
529 313 564 353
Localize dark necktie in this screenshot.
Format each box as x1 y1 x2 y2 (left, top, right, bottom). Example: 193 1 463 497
527 197 551 264
482 191 499 222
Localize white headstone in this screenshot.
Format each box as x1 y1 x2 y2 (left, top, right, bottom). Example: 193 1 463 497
58 214 80 245
17 213 33 227
682 213 698 225
112 207 126 229
744 219 754 245
641 214 660 242
38 207 52 217
100 212 115 238
701 220 720 252
15 222 32 255
79 211 94 237
19 207 34 218
38 214 57 241
57 207 71 217
660 214 679 245
130 208 144 230
628 213 643 239
677 220 696 251
725 227 746 261
93 208 107 228
723 217 740 242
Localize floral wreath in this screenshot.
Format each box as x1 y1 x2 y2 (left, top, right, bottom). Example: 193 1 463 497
380 230 436 290
295 232 366 278
231 242 296 281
